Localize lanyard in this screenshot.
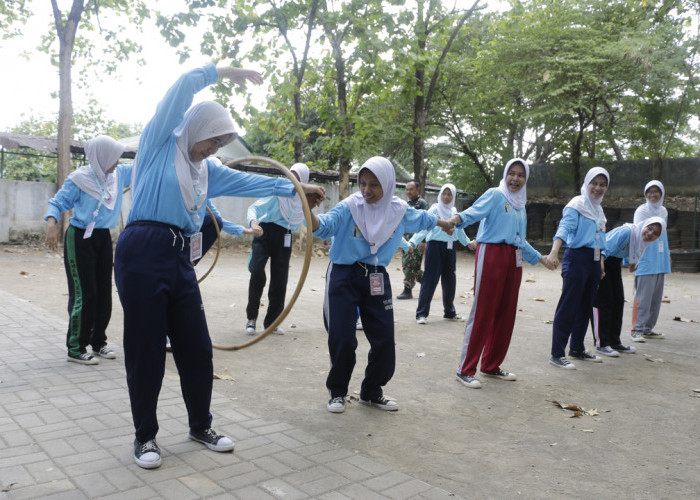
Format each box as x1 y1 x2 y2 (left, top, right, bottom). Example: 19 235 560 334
88 167 107 225
190 181 204 224
513 205 523 247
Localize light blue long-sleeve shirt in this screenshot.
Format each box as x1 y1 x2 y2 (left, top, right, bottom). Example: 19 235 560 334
554 206 606 252
409 206 470 247
247 196 304 231
602 225 630 260
206 201 245 236
127 64 295 236
455 188 541 265
633 207 670 275
45 163 133 229
313 202 438 266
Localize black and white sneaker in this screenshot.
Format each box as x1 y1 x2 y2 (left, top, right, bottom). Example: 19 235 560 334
481 369 517 381
134 439 162 469
359 396 399 411
189 428 235 452
67 352 99 365
327 396 346 413
643 331 665 339
549 356 576 370
93 345 117 359
595 346 619 357
456 373 482 388
611 344 637 354
245 319 256 336
569 350 603 362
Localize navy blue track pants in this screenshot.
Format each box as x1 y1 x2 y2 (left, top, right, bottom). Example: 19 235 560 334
551 247 601 358
323 262 395 401
114 221 213 442
416 240 457 319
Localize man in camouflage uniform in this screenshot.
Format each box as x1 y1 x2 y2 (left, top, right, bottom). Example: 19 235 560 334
397 180 429 299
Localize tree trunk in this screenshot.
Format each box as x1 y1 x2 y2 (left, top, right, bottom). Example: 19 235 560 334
293 91 303 163
413 58 426 194
331 37 352 199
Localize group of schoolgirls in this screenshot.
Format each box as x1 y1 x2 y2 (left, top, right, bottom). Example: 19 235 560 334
545 168 668 370
42 62 672 471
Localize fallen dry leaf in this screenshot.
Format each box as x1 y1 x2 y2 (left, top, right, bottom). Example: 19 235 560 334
290 323 297 328
525 279 536 283
19 270 28 275
643 353 664 363
532 298 546 302
582 429 595 433
693 389 700 393
213 368 235 381
543 320 553 324
550 400 600 417
673 316 697 323
416 352 425 357
661 299 671 303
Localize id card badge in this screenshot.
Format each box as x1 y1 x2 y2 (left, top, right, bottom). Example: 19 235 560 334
658 243 664 253
83 221 95 239
447 240 453 250
369 272 385 296
190 232 203 261
284 233 292 248
594 247 601 261
515 248 523 267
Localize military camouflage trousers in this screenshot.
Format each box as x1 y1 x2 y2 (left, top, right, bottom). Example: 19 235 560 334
401 248 424 289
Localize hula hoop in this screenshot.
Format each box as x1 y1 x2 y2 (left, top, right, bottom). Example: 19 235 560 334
123 186 222 284
197 204 221 284
212 156 314 351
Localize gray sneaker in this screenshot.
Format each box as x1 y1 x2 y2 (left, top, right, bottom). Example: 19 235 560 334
569 350 603 362
456 373 482 388
359 396 399 411
134 439 162 469
93 345 117 359
643 331 665 339
245 319 256 335
189 428 234 452
67 352 99 365
549 356 576 370
327 396 346 413
631 331 645 343
611 344 637 354
596 346 619 357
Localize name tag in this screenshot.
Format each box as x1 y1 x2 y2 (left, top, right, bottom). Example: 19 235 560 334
190 232 202 261
284 233 292 248
515 248 523 267
83 221 95 239
369 272 385 296
594 247 601 261
447 240 453 250
658 244 664 253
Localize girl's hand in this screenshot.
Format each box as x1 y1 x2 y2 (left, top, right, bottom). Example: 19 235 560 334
45 218 59 252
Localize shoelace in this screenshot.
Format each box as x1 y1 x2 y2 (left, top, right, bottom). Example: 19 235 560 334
202 429 222 441
139 440 158 454
331 397 344 404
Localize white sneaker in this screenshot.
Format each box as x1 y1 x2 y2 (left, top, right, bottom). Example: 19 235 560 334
327 396 346 413
456 373 482 388
481 369 517 381
272 327 285 335
359 396 399 411
444 314 465 321
245 319 256 335
596 346 620 357
416 317 427 324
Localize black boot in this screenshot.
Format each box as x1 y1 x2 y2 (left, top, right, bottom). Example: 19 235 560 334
397 286 412 300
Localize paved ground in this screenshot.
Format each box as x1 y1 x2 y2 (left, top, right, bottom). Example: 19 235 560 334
1 243 700 498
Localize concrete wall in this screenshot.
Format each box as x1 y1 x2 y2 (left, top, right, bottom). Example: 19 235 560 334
528 157 700 197
0 180 56 242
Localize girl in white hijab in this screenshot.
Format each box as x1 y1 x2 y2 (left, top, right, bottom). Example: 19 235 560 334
630 180 671 341
308 156 452 413
410 183 471 323
548 166 610 369
591 216 666 356
44 135 132 366
448 158 554 388
244 162 313 336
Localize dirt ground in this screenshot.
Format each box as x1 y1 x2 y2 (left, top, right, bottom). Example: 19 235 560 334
1 242 699 498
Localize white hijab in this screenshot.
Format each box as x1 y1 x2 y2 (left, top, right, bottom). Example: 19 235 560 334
172 101 237 216
627 216 667 264
498 158 529 210
347 156 408 255
69 135 125 210
433 183 457 220
278 163 310 226
565 166 609 229
634 180 668 223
